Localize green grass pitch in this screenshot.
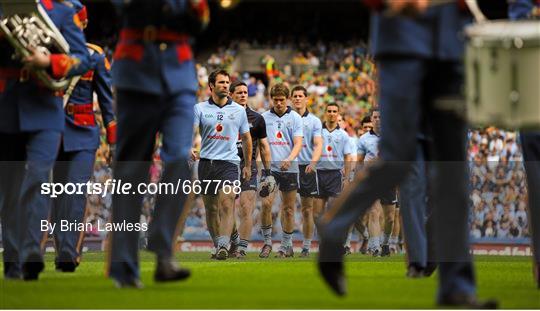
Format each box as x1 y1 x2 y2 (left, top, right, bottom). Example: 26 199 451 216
1 252 538 309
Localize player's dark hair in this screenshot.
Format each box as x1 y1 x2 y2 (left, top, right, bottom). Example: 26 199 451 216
369 107 380 117
291 85 307 97
230 80 247 93
270 83 290 98
361 116 372 126
208 69 230 89
326 102 340 111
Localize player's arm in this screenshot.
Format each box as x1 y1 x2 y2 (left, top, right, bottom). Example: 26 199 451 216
257 116 271 171
258 135 276 196
191 127 200 160
357 142 366 162
343 133 355 184
307 121 323 174
281 114 304 171
259 137 272 171
343 153 353 186
241 132 253 178
349 149 357 175
281 135 302 171
356 138 366 172
347 138 357 175
356 154 366 172
289 136 303 161
240 112 253 180
192 105 201 160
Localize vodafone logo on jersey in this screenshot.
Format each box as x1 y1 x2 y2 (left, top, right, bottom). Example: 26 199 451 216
321 145 337 158
269 130 289 146
208 123 230 141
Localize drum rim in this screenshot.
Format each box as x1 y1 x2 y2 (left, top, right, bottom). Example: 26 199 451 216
465 20 540 41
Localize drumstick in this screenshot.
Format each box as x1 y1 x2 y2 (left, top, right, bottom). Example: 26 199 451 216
464 0 488 23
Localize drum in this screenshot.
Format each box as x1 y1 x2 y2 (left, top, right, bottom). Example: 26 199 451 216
465 20 540 130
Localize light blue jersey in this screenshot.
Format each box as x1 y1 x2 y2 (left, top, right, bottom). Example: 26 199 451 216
262 106 303 173
357 130 380 162
318 124 353 171
349 136 359 153
297 110 322 165
194 98 250 163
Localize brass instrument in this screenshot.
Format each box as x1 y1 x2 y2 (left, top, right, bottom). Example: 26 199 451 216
0 0 74 90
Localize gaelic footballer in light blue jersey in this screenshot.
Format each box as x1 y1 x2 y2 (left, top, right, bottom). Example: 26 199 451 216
291 85 323 256
262 107 303 173
313 104 353 255
194 98 250 163
293 88 322 167
259 84 303 259
355 108 397 256
298 110 323 165
229 80 273 259
357 129 380 163
318 123 354 171
314 103 353 204
193 70 253 260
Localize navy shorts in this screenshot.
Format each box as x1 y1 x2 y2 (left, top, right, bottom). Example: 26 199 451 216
271 171 298 192
241 164 258 192
198 159 239 195
316 170 343 198
380 188 398 205
298 165 319 197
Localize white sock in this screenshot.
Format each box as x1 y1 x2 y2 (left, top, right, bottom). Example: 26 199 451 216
303 239 312 250
281 231 293 249
238 239 249 252
368 236 380 251
217 236 230 249
344 231 352 248
261 225 272 245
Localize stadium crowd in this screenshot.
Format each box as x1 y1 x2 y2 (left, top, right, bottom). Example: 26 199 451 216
469 128 529 240
88 40 530 244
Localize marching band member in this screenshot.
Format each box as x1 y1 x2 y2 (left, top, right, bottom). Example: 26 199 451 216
107 0 209 288
51 1 116 273
0 0 90 281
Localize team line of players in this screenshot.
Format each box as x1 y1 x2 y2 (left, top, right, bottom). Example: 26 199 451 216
192 69 398 260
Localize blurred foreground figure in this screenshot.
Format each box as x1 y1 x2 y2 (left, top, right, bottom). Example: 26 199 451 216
317 0 497 307
0 0 90 281
107 0 209 288
52 1 116 273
